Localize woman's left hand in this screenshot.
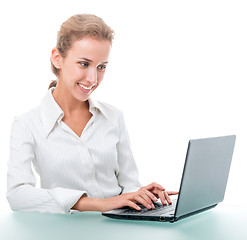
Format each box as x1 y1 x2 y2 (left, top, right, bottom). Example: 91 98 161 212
139 182 179 205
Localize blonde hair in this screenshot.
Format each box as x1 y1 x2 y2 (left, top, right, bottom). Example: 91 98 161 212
49 14 114 89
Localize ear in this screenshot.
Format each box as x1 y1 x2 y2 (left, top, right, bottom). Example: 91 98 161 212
51 48 62 69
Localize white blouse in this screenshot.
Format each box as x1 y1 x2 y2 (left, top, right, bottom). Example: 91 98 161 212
7 87 141 214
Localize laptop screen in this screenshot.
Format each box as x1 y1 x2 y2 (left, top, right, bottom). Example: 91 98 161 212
175 135 236 219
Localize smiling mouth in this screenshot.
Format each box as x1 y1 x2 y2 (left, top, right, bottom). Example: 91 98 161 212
77 83 96 90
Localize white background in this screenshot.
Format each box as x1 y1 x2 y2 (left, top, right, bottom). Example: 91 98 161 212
0 0 246 212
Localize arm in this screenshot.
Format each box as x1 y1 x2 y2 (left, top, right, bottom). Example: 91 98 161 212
72 191 157 212
72 184 178 212
116 112 142 193
6 117 86 214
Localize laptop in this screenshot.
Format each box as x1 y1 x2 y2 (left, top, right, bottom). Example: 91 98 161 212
102 135 236 223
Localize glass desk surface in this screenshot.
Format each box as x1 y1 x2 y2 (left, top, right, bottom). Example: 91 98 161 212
0 204 246 240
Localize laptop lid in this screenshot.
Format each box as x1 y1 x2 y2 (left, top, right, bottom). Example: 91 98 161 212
174 135 236 219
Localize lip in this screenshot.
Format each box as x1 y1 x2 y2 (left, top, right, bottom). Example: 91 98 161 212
77 83 93 94
78 83 93 88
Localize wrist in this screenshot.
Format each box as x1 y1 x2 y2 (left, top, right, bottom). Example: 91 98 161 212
72 197 103 212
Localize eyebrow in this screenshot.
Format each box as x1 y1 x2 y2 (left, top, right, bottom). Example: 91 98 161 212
78 57 92 62
78 57 108 64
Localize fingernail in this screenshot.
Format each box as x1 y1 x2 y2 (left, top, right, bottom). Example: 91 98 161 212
153 197 158 202
152 204 155 209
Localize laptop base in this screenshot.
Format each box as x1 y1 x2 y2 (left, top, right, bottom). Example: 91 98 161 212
103 203 218 223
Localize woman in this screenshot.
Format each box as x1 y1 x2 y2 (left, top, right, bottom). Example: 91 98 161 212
7 14 178 214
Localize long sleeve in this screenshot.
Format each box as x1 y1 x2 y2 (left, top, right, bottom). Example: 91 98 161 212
6 117 86 214
116 112 142 193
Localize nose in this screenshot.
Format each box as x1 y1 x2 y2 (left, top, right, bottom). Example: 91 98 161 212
85 66 97 86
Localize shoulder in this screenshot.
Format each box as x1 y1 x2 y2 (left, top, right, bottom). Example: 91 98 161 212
93 99 124 122
98 100 122 115
11 105 41 133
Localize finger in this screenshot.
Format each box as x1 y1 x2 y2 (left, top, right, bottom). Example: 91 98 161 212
150 188 164 197
127 200 141 211
157 190 167 205
163 191 172 205
167 191 179 196
139 190 156 208
134 195 153 209
144 182 165 191
143 189 158 203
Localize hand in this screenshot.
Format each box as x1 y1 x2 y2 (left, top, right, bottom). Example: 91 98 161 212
140 182 179 205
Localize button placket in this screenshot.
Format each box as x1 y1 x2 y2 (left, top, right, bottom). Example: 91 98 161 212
80 114 95 141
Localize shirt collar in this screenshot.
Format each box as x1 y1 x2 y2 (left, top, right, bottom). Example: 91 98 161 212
88 97 109 120
41 87 109 138
41 87 64 138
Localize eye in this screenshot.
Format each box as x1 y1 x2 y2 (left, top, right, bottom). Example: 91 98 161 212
79 62 89 67
97 65 106 71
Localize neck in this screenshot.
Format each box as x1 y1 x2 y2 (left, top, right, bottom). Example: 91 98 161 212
52 83 89 116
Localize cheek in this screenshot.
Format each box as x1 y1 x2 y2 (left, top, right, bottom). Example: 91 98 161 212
66 66 85 79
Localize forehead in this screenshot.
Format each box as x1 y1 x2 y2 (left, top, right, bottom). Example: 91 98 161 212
67 36 111 62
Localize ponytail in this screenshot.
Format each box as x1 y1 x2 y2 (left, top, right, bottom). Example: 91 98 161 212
48 80 57 89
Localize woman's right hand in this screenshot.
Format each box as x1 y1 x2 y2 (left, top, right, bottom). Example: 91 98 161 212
73 190 158 212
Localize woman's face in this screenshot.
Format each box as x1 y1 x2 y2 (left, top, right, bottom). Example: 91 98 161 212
55 36 111 102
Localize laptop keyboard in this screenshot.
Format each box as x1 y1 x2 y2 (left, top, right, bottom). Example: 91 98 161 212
119 199 177 216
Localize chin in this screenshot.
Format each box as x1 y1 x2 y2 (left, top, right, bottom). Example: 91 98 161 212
75 93 90 102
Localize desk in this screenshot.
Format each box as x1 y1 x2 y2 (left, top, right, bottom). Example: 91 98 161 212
0 205 246 240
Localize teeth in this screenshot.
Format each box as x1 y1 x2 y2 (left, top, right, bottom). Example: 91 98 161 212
78 83 95 90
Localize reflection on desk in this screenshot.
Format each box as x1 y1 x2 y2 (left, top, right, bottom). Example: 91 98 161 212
0 204 246 240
